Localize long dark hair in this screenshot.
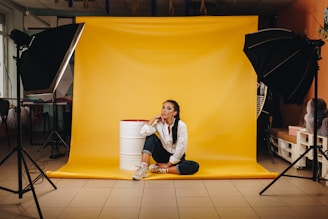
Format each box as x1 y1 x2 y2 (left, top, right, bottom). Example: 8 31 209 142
165 99 180 144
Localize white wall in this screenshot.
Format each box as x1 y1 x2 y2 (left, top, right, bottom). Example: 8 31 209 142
0 1 24 106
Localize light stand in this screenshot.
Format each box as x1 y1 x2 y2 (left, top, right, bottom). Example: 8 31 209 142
260 39 328 195
0 30 57 219
37 91 69 158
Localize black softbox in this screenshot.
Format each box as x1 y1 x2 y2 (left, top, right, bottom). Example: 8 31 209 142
20 23 85 94
243 28 319 104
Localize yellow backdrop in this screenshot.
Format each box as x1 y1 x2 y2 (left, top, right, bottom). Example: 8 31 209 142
47 16 277 179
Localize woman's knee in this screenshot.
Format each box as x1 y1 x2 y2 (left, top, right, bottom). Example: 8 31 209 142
145 134 158 144
177 160 199 175
143 134 159 154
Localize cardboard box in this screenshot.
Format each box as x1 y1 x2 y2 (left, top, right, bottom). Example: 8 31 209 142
288 126 302 136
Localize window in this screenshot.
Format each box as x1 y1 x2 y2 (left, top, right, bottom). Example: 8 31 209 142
0 13 4 97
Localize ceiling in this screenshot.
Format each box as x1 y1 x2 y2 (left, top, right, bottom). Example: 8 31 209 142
3 0 297 17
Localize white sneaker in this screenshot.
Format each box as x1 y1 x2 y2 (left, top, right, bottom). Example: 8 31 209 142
132 164 148 180
149 164 168 174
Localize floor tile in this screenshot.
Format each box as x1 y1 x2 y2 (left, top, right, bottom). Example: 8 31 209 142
179 207 220 219
1 136 328 218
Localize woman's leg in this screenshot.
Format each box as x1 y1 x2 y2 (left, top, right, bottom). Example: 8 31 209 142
133 134 171 180
175 160 199 175
141 153 151 164
139 135 200 176
167 166 179 174
143 134 171 163
152 159 198 175
133 134 160 180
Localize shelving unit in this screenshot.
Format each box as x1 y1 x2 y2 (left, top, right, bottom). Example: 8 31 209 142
270 131 305 169
270 129 328 185
297 131 328 185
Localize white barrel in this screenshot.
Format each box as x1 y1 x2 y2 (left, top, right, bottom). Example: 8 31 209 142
120 120 147 170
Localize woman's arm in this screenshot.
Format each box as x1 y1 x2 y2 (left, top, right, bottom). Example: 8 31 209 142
169 121 188 164
147 114 163 126
140 114 163 136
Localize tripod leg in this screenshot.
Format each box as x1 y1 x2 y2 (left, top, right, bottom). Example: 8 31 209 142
317 147 328 182
265 132 275 164
319 147 328 161
54 131 69 150
37 130 59 160
0 148 17 165
22 148 57 189
21 152 44 219
38 130 56 153
260 146 312 195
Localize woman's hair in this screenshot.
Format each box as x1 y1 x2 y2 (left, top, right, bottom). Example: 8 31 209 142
164 99 180 144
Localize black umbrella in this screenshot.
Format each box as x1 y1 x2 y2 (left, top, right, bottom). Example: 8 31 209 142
243 28 320 104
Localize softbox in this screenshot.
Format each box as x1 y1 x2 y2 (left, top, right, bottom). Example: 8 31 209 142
20 23 85 94
243 28 318 104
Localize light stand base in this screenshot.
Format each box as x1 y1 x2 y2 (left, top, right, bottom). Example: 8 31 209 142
37 93 70 159
260 144 328 195
0 145 57 219
38 129 69 158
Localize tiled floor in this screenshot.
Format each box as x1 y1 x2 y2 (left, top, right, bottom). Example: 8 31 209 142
1 133 328 219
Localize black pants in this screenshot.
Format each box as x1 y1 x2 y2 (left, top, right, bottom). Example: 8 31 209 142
142 134 199 175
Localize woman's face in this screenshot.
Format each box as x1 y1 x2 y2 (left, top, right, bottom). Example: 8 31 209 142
161 102 176 120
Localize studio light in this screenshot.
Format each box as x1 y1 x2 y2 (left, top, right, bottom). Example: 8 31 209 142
0 24 85 219
20 23 85 95
9 29 32 47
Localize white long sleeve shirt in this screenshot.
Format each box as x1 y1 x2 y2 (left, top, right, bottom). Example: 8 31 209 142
140 120 188 164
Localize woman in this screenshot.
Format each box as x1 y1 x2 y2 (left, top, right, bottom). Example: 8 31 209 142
132 99 199 180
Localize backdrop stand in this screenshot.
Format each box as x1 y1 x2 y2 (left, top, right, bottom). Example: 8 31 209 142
0 35 57 219
260 40 328 195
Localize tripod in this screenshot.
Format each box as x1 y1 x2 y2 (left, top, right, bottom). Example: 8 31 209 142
260 39 328 195
0 42 57 219
37 92 69 159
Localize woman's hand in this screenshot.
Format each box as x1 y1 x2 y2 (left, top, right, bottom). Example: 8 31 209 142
148 114 163 126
